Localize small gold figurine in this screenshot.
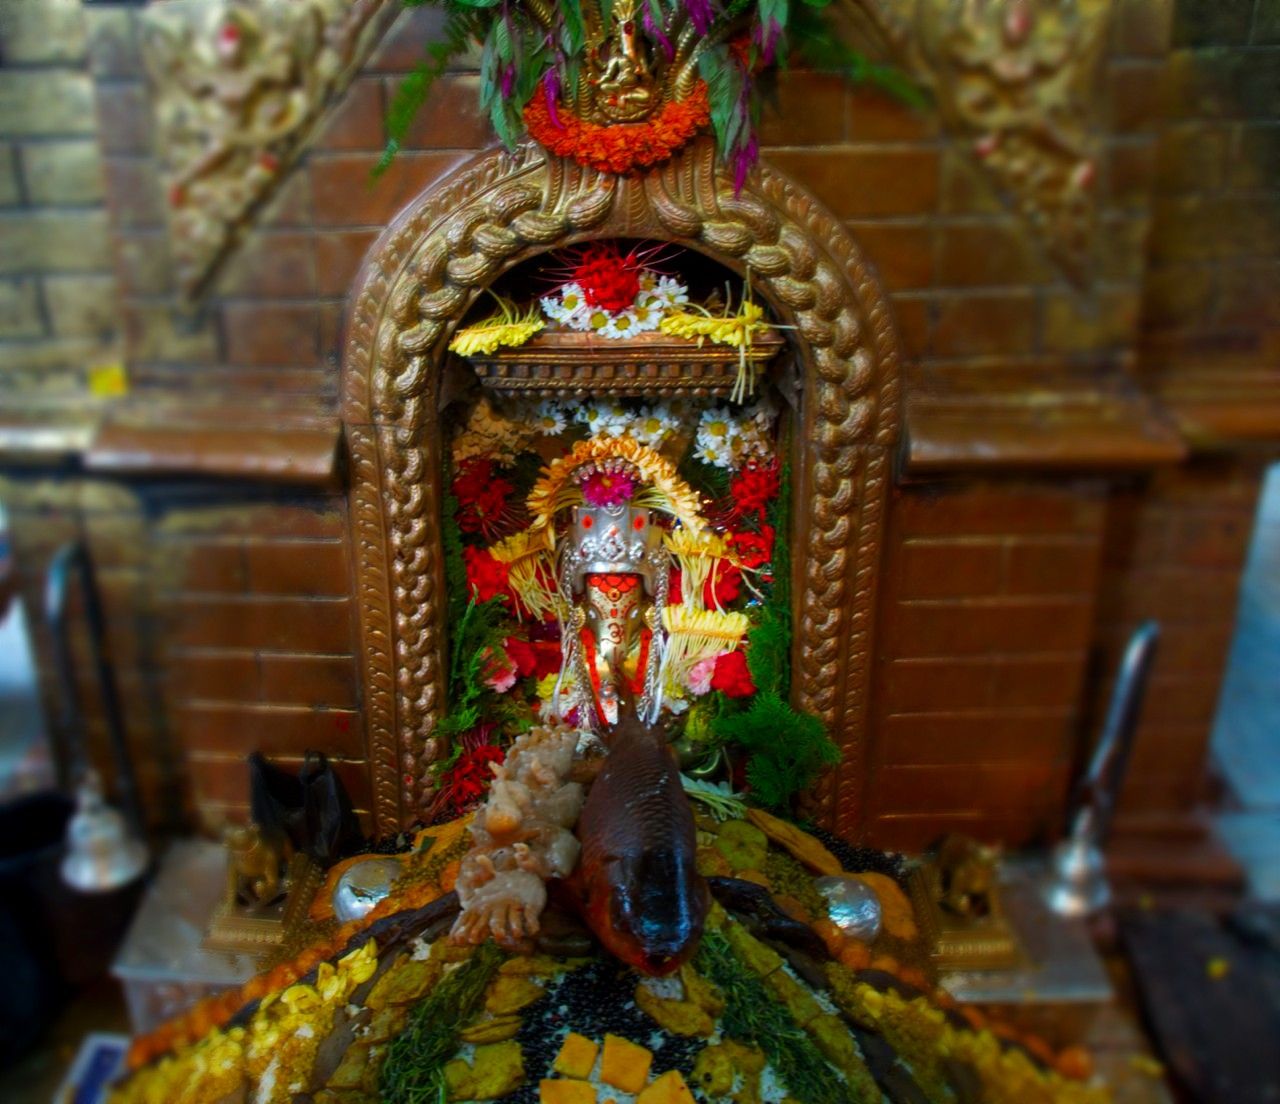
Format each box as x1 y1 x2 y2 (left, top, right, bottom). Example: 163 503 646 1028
936 833 1001 920
223 822 287 913
908 833 1021 970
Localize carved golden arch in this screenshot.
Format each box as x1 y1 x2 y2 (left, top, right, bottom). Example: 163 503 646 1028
341 138 902 836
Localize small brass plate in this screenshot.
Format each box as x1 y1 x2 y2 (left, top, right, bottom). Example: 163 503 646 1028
203 852 323 957
908 864 1023 971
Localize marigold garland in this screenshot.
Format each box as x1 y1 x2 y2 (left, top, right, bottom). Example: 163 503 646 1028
523 82 711 175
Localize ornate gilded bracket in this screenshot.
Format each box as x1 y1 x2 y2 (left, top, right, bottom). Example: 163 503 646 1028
141 0 396 298
850 0 1112 286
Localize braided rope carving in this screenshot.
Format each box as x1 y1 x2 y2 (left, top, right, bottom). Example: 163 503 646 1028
342 139 900 833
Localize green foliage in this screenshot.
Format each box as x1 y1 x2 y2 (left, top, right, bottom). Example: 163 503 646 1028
716 690 840 810
677 453 731 503
376 8 483 177
380 942 504 1104
695 930 866 1104
379 0 923 176
442 492 470 627
787 1 928 107
745 454 792 696
681 775 747 822
439 596 509 740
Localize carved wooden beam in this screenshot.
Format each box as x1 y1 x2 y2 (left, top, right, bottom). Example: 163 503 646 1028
141 0 398 299
848 0 1112 287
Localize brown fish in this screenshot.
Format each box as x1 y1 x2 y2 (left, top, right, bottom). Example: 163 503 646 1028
567 704 709 976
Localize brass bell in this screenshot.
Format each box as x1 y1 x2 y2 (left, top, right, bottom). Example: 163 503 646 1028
60 771 149 893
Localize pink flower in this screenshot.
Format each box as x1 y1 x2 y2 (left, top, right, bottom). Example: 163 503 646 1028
687 656 717 695
581 469 636 508
482 647 518 692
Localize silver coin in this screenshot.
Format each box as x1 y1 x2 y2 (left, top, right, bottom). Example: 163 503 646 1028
814 875 882 942
332 857 405 923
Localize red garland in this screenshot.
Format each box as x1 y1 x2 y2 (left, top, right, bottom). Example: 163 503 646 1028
524 82 711 176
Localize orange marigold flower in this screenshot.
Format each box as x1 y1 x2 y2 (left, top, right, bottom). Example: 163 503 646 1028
524 82 710 175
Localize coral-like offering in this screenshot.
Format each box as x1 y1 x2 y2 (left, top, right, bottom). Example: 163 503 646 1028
451 724 585 950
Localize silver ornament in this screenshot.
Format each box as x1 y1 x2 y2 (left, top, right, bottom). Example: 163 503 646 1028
332 857 404 923
814 875 882 942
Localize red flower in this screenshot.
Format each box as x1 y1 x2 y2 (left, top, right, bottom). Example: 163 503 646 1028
463 546 510 605
711 650 756 698
530 640 563 679
729 459 781 524
524 82 710 176
503 636 538 679
669 568 683 606
452 458 516 540
727 525 775 570
704 561 742 608
442 742 506 812
573 245 642 313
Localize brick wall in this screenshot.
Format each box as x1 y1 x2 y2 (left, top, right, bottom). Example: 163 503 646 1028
863 481 1107 851
150 496 369 832
0 0 122 402
1138 0 1280 380
0 1 1273 849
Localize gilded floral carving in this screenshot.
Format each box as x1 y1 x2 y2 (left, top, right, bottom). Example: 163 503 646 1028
141 0 395 297
854 0 1111 284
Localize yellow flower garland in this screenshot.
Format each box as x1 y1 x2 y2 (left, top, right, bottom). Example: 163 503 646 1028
526 435 705 542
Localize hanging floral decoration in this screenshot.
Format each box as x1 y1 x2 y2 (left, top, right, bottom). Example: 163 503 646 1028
539 244 689 340
380 0 922 186
523 80 712 175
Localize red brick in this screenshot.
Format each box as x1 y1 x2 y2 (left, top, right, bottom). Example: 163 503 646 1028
1108 61 1169 132
178 704 364 758
758 71 848 147
216 231 316 298
315 76 385 150
169 597 353 652
932 292 1036 357
879 712 1074 766
884 597 1095 658
895 484 1104 538
889 295 929 359
848 222 933 291
310 151 467 227
1004 538 1100 595
398 74 492 150
880 658 995 713
935 222 1052 287
260 654 357 707
765 149 939 219
897 538 1003 598
847 85 936 142
103 156 165 227
190 753 371 811
875 761 1070 816
316 229 379 296
990 657 1086 710
167 653 259 702
940 149 1004 215
223 303 321 367
244 541 349 596
161 542 246 593
366 6 453 72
